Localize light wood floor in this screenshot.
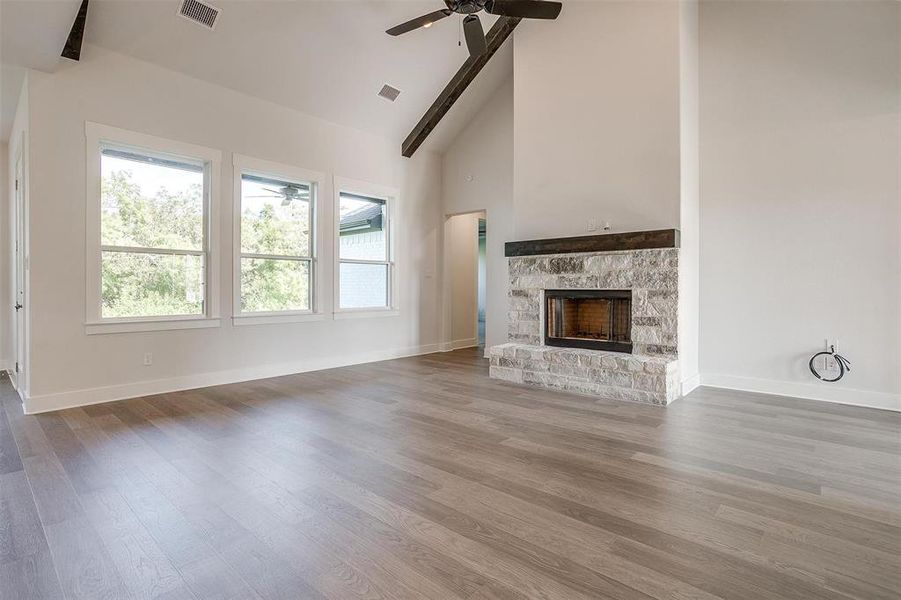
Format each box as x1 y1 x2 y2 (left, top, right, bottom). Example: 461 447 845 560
1 348 899 600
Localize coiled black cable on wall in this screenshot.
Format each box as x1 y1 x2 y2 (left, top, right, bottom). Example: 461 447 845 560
808 345 851 382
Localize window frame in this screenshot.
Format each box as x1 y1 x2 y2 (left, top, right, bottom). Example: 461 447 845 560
232 154 325 326
85 122 222 334
333 176 399 318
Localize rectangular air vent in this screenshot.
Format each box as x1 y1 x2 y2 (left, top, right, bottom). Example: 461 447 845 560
378 84 401 102
178 0 220 30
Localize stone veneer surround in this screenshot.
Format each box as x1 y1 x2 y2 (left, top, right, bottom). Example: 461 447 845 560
489 247 681 405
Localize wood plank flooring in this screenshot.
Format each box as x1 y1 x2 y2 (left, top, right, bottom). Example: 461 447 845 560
1 348 899 599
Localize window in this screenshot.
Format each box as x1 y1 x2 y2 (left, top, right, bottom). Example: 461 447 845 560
86 123 221 333
238 173 314 313
232 155 324 324
100 149 205 318
336 181 396 312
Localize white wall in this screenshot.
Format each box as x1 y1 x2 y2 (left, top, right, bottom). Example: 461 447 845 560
22 45 442 413
442 78 514 351
699 1 901 410
513 1 682 239
678 0 700 393
446 211 483 348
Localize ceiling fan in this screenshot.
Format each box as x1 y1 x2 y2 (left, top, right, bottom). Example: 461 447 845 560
387 0 562 58
247 185 310 206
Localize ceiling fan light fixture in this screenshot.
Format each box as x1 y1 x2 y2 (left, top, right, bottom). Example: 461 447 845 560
388 0 562 155
386 1 560 41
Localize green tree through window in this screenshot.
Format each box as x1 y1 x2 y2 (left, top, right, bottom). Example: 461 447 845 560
239 174 312 313
100 154 206 318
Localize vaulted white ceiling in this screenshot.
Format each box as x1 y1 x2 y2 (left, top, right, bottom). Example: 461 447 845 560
1 0 82 140
0 0 515 150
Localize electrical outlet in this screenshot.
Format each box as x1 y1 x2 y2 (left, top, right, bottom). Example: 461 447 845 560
823 339 838 371
143 353 153 366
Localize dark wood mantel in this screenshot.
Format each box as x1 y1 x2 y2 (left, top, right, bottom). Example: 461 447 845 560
505 229 680 257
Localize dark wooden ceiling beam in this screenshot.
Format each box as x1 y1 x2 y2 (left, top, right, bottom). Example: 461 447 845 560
61 0 90 61
401 16 520 158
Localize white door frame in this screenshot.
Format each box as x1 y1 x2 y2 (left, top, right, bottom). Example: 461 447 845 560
11 134 28 398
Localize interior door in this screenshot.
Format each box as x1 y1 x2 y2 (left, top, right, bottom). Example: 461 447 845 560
12 151 25 393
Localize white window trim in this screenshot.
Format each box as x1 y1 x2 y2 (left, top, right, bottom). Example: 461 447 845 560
232 154 325 325
84 122 222 335
333 176 399 318
333 309 399 320
233 313 327 327
85 317 221 335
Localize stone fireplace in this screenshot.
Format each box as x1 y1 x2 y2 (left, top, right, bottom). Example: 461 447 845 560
488 229 681 406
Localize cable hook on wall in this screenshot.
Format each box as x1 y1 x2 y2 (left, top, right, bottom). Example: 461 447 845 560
808 345 851 382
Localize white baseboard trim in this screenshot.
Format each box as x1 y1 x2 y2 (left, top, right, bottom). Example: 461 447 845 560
440 338 479 352
680 373 701 397
24 343 441 415
450 337 478 351
700 373 900 413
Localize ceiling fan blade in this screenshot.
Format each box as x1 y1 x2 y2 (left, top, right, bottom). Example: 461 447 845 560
486 0 561 20
386 9 452 36
463 14 487 58
61 0 90 61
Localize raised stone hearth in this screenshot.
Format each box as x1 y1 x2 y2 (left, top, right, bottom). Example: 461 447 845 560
489 239 681 406
489 343 680 405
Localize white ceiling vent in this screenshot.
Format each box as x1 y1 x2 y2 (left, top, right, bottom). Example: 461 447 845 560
378 84 401 102
178 0 220 30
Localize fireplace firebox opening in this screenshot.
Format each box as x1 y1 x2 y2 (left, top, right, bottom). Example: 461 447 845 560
544 289 632 353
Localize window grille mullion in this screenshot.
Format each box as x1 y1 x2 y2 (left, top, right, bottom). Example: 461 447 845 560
338 259 391 267
101 245 204 256
240 253 311 262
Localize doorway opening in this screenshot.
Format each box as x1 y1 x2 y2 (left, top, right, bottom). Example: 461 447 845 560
443 210 486 352
477 218 486 347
